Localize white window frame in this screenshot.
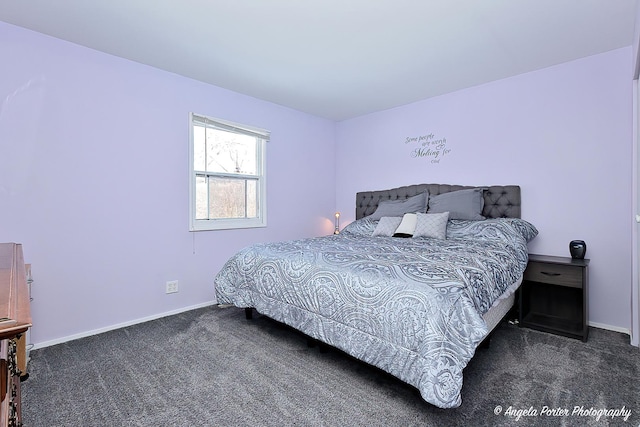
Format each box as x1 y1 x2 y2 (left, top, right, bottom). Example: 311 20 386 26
189 113 268 231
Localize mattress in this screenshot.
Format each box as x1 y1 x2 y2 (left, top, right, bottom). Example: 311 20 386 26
483 277 521 331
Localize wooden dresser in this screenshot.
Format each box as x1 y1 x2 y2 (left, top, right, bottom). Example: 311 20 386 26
0 243 31 426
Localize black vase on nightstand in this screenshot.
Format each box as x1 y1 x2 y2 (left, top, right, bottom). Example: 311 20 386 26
569 240 587 259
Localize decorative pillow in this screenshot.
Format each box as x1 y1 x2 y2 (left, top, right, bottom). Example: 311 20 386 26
372 217 403 237
393 213 418 238
367 192 428 221
413 212 449 239
428 188 485 220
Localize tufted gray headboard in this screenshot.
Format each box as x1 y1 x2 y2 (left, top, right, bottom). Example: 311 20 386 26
355 184 521 220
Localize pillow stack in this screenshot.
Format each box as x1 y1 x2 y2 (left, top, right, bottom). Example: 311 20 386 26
373 212 450 239
365 187 487 239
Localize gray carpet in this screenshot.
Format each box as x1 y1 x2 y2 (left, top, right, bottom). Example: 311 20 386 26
22 306 640 426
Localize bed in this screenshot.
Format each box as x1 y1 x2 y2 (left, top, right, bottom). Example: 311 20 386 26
214 183 537 408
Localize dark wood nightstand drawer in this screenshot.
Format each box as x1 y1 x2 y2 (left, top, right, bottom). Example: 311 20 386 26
524 261 582 288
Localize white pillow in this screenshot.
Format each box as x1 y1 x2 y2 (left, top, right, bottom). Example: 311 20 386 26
372 217 402 237
413 212 449 239
393 213 418 237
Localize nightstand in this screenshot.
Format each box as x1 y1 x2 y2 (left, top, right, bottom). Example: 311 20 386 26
519 254 589 341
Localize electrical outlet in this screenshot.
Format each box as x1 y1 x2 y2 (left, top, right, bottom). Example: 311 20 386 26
166 280 179 294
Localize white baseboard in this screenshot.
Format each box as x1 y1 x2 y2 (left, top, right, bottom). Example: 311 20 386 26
588 321 631 336
32 301 216 350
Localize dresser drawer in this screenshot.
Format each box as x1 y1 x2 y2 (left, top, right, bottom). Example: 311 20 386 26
524 261 583 288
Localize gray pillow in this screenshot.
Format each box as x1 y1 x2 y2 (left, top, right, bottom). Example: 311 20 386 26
372 217 403 236
413 212 449 239
428 188 485 220
367 192 428 221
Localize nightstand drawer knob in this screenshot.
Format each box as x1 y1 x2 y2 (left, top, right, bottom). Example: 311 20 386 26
540 271 561 277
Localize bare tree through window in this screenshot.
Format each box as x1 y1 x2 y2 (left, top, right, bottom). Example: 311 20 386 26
190 114 267 231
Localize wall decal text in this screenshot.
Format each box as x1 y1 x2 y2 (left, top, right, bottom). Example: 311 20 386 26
405 133 451 163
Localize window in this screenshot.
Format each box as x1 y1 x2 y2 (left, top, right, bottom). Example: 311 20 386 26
189 113 268 231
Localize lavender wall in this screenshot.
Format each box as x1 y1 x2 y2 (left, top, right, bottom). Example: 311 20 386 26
0 22 336 346
336 48 633 332
1 20 633 345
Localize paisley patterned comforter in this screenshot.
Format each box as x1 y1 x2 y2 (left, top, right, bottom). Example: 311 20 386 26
215 218 537 408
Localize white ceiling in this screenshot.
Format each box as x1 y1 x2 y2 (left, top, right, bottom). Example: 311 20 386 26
1 0 638 121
